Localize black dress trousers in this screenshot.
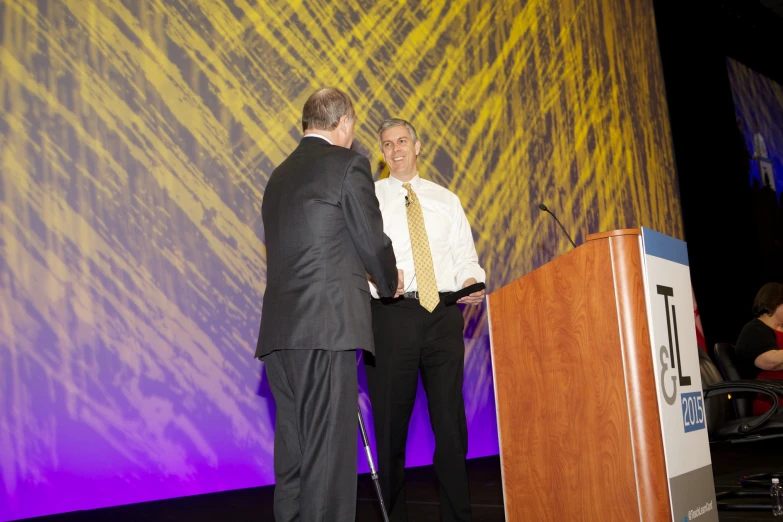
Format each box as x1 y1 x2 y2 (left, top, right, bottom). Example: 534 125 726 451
365 297 471 522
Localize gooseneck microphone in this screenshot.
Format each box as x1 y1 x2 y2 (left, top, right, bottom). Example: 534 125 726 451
538 203 577 248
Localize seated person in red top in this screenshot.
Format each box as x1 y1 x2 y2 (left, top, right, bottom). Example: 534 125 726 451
735 282 783 414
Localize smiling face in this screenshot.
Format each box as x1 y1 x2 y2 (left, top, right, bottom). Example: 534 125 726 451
380 125 421 182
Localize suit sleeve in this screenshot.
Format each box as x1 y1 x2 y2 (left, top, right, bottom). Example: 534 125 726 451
341 155 398 297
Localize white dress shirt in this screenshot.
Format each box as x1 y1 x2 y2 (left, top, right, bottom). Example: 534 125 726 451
303 133 333 145
370 173 485 298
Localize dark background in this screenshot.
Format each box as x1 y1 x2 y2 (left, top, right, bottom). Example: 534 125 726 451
654 0 783 354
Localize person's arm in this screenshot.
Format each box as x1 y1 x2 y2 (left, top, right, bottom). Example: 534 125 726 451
755 350 783 372
341 155 398 297
448 195 486 305
736 320 780 374
368 269 405 299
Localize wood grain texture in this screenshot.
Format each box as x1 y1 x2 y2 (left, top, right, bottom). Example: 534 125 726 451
586 228 642 241
488 238 640 521
609 235 672 522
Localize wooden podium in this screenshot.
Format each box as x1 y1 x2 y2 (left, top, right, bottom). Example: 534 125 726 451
487 229 672 521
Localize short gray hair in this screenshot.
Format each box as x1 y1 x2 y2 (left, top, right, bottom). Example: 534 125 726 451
377 118 419 150
302 88 355 132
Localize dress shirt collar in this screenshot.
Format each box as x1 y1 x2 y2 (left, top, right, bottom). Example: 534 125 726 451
387 172 422 193
302 133 333 145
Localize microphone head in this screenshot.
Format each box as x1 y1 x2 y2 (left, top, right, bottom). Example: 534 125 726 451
538 203 548 211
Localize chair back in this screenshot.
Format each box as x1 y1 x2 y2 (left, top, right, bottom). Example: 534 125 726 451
714 342 742 381
698 348 727 436
713 342 753 418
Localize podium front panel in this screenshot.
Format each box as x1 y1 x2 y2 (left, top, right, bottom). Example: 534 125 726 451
488 236 646 521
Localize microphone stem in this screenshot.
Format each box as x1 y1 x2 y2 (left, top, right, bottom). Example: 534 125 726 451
547 210 577 248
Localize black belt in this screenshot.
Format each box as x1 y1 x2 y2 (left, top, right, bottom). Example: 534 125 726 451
402 291 451 300
377 291 454 306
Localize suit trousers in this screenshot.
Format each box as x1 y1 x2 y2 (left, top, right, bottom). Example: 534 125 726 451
365 298 471 522
263 349 357 522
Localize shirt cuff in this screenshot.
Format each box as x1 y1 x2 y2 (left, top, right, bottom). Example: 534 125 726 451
457 267 486 287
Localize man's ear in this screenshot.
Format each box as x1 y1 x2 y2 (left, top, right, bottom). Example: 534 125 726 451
339 115 350 133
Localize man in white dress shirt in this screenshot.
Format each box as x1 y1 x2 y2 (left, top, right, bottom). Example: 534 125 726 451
365 118 485 522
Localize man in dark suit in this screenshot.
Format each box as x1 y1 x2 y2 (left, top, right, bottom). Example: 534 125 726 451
256 88 401 522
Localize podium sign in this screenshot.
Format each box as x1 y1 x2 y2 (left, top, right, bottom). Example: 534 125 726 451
641 227 717 522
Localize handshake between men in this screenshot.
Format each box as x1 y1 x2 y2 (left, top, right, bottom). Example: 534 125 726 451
395 269 405 299
255 88 486 522
391 269 484 304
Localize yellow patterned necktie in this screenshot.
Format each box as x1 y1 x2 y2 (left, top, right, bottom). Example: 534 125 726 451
403 183 439 312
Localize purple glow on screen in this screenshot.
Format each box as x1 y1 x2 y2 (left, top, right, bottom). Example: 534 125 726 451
1 326 497 521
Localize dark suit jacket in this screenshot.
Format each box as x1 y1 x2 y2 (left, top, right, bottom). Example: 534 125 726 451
255 137 398 358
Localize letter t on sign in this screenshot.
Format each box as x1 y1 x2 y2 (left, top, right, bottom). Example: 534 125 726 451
657 285 692 387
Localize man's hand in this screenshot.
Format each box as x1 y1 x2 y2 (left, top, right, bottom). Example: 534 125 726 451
456 277 485 305
394 269 405 298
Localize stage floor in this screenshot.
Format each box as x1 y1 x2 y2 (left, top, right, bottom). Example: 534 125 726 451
20 440 783 521
19 457 504 522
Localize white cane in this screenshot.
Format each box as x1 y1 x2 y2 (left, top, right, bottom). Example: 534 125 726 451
358 408 390 522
